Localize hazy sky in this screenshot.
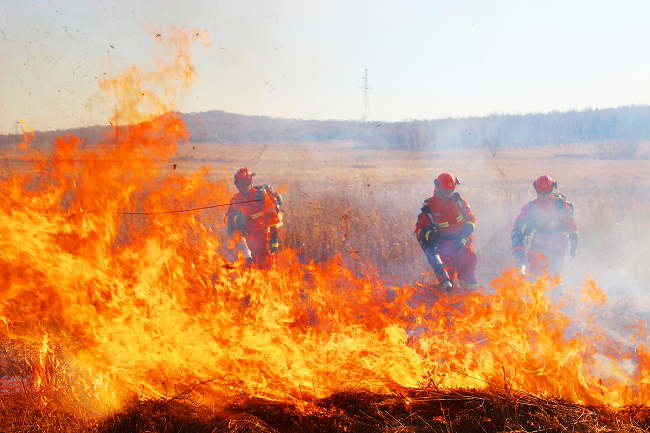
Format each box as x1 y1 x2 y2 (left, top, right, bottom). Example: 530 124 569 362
2 0 650 134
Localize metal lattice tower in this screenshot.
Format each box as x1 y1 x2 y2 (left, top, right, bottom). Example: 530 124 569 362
361 69 370 122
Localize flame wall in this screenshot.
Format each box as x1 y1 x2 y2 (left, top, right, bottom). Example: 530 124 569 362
1 26 649 415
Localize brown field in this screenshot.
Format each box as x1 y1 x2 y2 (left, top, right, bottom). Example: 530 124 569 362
166 139 650 293
3 137 649 309
2 137 650 432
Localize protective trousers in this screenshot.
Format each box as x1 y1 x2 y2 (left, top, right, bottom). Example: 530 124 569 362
435 240 478 287
423 244 450 283
246 234 275 270
527 233 568 277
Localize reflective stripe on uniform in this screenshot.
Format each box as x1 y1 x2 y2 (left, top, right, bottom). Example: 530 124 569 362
437 222 449 227
456 214 464 222
251 212 263 219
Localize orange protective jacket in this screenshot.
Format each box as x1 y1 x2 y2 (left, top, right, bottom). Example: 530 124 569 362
226 187 282 240
415 192 476 242
512 195 577 256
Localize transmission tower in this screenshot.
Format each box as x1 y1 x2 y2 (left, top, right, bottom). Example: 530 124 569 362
360 69 370 122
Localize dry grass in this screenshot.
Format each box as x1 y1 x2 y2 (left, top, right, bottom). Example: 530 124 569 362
2 139 650 431
3 385 650 432
179 140 650 290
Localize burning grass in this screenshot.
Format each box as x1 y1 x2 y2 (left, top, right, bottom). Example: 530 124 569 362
3 385 650 432
3 25 650 432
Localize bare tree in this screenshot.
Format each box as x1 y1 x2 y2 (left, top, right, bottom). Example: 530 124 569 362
485 137 500 157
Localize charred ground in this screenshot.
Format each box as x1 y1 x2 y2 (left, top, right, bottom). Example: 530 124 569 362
3 384 650 432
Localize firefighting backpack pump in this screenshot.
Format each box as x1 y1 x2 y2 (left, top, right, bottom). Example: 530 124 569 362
254 184 283 213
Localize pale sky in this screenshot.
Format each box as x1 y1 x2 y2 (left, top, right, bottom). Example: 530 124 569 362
2 0 650 135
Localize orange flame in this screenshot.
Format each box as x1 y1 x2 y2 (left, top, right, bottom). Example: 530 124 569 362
580 276 607 306
1 26 649 416
16 119 35 150
96 24 209 127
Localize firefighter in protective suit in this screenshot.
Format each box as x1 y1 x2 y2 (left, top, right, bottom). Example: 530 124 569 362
415 173 478 292
512 174 577 279
226 168 282 269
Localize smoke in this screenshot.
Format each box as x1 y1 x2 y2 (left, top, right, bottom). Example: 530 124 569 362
2 12 650 415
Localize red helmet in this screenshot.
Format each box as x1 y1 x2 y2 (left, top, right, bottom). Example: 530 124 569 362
234 167 255 184
435 172 458 190
533 174 557 191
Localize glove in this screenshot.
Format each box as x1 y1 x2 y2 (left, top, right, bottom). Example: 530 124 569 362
235 212 248 230
269 232 280 253
569 232 578 260
245 257 253 267
228 211 248 233
456 222 474 250
419 226 437 245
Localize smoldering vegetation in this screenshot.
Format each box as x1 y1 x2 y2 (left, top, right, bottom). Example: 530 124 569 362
3 369 650 432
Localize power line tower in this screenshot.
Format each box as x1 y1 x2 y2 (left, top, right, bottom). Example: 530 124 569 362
360 68 370 122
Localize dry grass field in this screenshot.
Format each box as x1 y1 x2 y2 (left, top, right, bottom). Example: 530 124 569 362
168 139 650 294
2 135 650 432
4 25 649 429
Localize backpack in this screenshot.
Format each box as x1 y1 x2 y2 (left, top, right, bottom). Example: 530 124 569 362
526 193 574 231
254 184 283 213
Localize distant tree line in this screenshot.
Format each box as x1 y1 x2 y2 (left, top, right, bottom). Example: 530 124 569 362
182 111 357 144
0 125 111 150
357 106 650 152
184 105 650 152
3 105 650 154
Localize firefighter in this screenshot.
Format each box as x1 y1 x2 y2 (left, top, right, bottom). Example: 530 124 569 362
415 173 478 293
511 174 577 279
226 168 282 269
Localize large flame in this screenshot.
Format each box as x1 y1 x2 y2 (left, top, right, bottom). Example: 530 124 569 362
1 26 648 416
